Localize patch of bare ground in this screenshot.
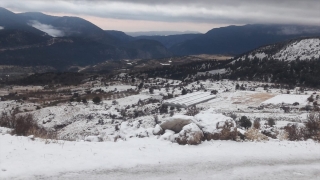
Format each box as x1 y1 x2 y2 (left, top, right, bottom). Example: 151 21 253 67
231 92 276 105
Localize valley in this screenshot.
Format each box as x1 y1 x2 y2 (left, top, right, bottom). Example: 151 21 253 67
0 5 320 180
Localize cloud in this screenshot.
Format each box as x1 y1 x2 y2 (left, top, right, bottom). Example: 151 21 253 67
1 0 320 32
0 26 4 30
28 20 64 37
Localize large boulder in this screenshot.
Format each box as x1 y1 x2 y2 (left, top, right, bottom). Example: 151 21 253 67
176 123 204 145
160 115 193 133
193 108 237 141
153 124 164 135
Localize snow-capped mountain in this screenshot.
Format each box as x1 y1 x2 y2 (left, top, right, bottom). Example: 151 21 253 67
235 38 320 62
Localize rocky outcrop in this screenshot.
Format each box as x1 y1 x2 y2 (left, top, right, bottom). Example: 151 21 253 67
176 123 204 145
160 115 193 133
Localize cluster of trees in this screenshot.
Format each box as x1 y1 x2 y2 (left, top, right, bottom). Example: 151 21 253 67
134 60 231 80
227 58 320 87
10 72 87 86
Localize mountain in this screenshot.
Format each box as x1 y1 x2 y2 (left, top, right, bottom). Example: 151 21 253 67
170 24 320 56
105 30 134 43
125 39 172 59
226 37 320 87
0 7 48 35
20 12 120 45
234 38 320 62
125 31 200 37
0 8 171 69
134 34 201 48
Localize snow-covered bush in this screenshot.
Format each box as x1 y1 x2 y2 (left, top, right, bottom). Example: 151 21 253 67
0 110 56 139
253 119 261 129
304 112 320 141
284 123 305 141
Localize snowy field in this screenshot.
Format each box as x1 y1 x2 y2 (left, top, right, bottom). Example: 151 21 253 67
1 134 320 180
0 79 319 179
261 94 310 106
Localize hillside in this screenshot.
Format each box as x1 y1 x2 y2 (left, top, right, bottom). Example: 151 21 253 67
234 38 320 61
226 38 320 87
134 34 201 48
170 24 320 56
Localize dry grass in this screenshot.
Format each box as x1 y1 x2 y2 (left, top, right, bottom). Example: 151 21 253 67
244 128 269 141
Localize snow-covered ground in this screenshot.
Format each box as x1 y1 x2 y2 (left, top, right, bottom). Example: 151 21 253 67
1 134 320 180
1 80 319 179
261 94 310 106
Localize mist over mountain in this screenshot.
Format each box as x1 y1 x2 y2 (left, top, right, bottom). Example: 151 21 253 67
0 8 172 69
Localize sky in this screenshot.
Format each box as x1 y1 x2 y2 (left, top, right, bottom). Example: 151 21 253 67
1 0 320 33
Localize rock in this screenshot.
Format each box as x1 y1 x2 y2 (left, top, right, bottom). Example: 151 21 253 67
160 115 193 133
176 123 204 145
159 130 176 142
193 109 237 141
153 124 164 135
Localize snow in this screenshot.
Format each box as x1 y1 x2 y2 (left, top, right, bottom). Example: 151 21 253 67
91 85 136 92
194 108 234 133
233 38 320 62
197 68 227 76
274 39 320 61
261 94 310 106
1 134 320 179
247 52 267 60
163 92 216 107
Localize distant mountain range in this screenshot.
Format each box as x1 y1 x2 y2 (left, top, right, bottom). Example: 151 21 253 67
1 7 320 71
0 7 171 69
125 31 201 37
170 24 320 56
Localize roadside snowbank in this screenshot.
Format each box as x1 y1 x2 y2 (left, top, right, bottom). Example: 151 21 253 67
1 134 319 180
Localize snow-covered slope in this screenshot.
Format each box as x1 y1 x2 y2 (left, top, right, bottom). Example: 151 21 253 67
235 38 320 62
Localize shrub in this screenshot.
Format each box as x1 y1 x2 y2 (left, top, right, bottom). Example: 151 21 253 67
244 128 269 141
229 112 237 120
82 98 88 104
239 116 252 129
253 119 261 129
185 106 199 116
284 124 305 141
267 118 276 127
219 123 237 140
159 104 168 114
181 89 187 95
149 87 154 94
92 96 101 104
0 111 56 138
112 100 119 105
304 112 320 141
211 90 218 95
308 95 314 102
